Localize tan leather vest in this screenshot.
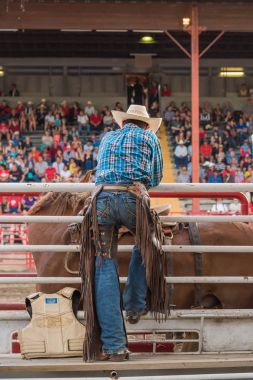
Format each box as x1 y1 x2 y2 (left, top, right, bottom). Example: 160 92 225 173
18 287 85 359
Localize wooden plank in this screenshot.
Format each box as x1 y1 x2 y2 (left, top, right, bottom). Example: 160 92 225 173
1 2 253 32
2 354 253 373
0 3 188 30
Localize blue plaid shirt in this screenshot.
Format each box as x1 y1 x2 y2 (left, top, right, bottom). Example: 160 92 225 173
95 123 163 188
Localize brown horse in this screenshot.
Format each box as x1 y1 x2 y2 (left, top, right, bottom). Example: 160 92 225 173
28 191 253 310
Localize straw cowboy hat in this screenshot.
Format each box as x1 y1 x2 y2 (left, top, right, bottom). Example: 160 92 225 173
112 104 162 133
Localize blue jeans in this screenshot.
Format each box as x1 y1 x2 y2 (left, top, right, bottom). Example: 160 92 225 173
95 191 147 354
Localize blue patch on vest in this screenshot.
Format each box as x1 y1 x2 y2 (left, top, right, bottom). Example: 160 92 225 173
45 298 58 304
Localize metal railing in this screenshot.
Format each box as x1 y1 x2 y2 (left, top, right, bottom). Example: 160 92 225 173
1 182 253 357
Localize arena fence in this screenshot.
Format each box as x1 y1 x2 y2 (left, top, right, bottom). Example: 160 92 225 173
5 374 253 380
1 182 253 357
0 182 253 192
1 215 253 223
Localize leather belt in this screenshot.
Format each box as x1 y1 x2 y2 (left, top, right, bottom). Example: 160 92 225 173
102 185 136 192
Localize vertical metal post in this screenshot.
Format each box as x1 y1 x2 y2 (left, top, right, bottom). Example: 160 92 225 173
191 5 200 214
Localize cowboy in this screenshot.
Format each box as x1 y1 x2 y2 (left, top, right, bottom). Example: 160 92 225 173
93 105 163 361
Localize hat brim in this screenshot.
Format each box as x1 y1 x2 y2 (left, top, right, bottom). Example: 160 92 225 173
111 110 162 133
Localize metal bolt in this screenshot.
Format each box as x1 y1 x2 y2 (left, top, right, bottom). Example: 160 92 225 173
110 370 118 379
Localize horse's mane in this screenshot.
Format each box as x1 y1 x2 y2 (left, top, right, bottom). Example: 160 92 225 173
28 191 90 216
28 170 93 216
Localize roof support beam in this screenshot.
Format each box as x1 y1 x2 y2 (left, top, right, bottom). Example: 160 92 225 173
199 31 225 58
164 31 191 59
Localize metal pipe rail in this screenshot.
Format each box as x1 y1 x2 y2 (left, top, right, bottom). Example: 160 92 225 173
3 276 253 284
5 374 253 380
3 244 253 253
2 182 253 192
3 309 253 320
2 215 253 223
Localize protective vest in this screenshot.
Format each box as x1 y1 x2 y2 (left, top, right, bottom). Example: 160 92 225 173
18 287 85 359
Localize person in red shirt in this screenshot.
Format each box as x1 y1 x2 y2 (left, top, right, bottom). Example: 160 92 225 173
0 121 10 141
8 196 21 214
60 100 70 120
15 101 24 116
9 117 20 134
222 164 235 183
45 165 57 182
199 126 206 143
0 101 11 119
161 84 171 97
31 146 40 162
50 142 62 162
90 110 102 132
200 140 212 160
0 165 10 182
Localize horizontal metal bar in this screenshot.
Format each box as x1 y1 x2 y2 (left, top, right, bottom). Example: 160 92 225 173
171 309 253 318
0 245 79 252
0 182 95 193
4 373 253 380
3 244 253 253
161 245 253 253
2 215 253 224
0 354 20 358
166 277 253 284
0 277 81 284
1 310 73 320
1 182 253 193
160 215 253 223
0 216 83 223
122 245 253 253
2 276 253 284
3 309 253 321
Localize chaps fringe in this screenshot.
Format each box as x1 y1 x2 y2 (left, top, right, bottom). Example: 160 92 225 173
80 183 168 361
80 191 102 362
134 182 168 320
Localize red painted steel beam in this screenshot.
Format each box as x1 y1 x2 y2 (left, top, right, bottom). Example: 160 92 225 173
0 191 248 215
199 31 225 58
0 273 36 277
164 31 191 58
0 304 25 310
0 192 39 196
149 191 249 215
191 5 200 214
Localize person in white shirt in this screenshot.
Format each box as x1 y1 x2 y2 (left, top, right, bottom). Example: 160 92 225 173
174 140 188 168
228 199 241 214
84 101 95 116
44 111 55 131
42 131 53 148
83 141 94 154
63 145 75 162
60 164 72 180
52 156 64 175
210 199 228 214
34 156 48 180
77 110 90 133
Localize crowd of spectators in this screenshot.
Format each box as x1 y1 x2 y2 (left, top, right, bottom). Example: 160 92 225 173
2 94 253 214
0 97 125 214
164 99 253 186
0 98 125 189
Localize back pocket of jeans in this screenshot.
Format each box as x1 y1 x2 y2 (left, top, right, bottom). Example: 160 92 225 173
96 196 110 219
122 197 136 218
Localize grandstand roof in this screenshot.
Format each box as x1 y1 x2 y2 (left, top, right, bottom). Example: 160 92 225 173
1 30 253 59
0 0 253 58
